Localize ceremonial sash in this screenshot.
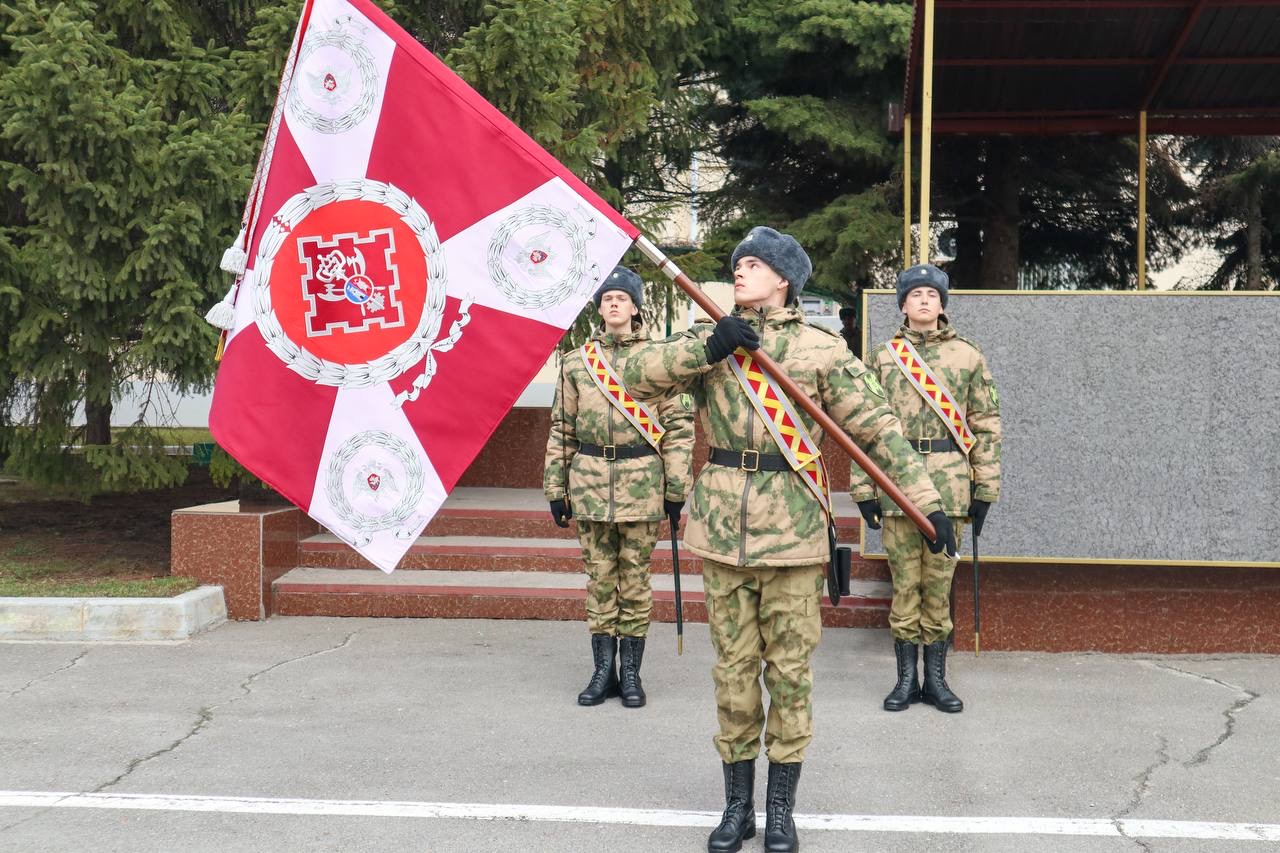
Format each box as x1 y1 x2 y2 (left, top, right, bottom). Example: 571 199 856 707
728 351 832 516
580 341 666 451
887 337 977 455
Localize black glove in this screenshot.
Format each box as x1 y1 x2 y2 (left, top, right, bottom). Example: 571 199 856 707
663 498 684 528
549 498 572 528
704 316 760 364
923 510 956 557
968 499 991 537
856 499 882 530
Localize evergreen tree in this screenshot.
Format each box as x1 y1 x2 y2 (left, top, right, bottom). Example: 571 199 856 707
1175 137 1280 290
699 0 912 301
0 0 258 493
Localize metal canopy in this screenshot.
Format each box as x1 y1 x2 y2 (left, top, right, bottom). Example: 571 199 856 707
899 0 1280 136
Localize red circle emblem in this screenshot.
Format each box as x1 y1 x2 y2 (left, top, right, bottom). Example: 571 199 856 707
267 198 429 366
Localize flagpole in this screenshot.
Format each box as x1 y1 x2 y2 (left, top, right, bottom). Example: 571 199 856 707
211 0 318 360
634 236 937 540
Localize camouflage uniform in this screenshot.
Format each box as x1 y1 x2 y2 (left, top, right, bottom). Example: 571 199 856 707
544 324 695 638
625 306 943 763
851 320 1001 645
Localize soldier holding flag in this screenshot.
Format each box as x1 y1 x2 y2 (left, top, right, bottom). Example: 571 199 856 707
625 228 953 853
851 263 1002 714
544 267 694 708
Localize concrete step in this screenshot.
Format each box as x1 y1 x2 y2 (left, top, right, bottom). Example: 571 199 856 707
271 567 892 629
298 533 891 581
422 487 863 541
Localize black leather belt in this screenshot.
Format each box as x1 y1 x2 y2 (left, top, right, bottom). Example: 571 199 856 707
708 447 792 472
908 437 961 454
578 442 657 460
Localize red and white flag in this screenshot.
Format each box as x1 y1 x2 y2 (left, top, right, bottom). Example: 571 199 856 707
209 0 638 571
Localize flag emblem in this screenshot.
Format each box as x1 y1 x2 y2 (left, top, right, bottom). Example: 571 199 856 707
253 179 448 388
291 19 377 134
326 430 425 545
299 227 403 335
489 205 596 310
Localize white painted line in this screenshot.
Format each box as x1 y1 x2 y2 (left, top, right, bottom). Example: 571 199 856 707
1 791 1278 841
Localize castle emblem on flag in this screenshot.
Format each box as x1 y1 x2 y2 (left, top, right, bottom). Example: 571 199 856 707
252 179 451 389
488 204 598 310
289 18 378 135
298 229 405 336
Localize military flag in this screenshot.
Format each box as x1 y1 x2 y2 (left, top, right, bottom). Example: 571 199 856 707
208 0 638 571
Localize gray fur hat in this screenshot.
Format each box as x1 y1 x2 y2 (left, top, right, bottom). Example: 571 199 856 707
593 266 643 309
896 263 949 309
731 226 812 300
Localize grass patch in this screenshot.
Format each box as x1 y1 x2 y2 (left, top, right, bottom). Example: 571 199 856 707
0 576 198 598
0 542 196 598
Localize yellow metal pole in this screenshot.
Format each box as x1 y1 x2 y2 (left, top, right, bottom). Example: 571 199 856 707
903 113 912 267
1137 110 1148 291
919 0 936 264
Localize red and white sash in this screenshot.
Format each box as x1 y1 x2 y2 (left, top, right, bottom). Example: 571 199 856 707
887 337 976 455
728 351 831 516
580 341 666 451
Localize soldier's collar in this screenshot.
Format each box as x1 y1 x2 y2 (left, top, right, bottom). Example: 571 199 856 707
734 304 803 323
593 323 647 345
899 318 954 343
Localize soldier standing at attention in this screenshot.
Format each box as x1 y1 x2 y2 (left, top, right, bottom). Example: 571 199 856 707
544 266 694 709
851 263 1001 714
625 228 954 853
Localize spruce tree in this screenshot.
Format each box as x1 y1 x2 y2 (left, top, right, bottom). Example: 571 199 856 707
0 0 258 493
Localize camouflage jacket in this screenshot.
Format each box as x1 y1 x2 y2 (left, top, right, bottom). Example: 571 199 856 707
543 325 695 523
624 305 943 568
850 320 1002 517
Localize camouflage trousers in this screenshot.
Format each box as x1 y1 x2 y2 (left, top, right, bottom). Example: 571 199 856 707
703 559 824 765
576 519 660 638
883 515 965 645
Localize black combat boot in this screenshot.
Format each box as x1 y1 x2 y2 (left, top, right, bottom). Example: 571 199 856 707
707 760 755 852
763 761 801 852
618 636 647 708
577 634 618 706
883 639 921 711
921 639 963 713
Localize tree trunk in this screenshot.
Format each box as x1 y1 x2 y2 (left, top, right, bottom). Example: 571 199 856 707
981 138 1021 290
83 353 112 446
1246 181 1263 290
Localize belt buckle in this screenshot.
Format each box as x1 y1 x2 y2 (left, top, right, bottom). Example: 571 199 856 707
603 444 617 461
918 438 932 455
740 449 760 472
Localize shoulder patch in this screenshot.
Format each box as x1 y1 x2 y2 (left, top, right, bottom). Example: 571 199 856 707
990 386 999 409
862 372 886 398
679 392 695 412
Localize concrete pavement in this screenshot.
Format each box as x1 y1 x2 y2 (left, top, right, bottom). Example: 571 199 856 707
1 618 1277 852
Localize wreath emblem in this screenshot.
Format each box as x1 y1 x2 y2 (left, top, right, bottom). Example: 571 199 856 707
288 19 379 135
326 430 426 546
487 205 598 310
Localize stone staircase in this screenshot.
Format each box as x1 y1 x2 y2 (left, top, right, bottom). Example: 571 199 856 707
272 488 893 628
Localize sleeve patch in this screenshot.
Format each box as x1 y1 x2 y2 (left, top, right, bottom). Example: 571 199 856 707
990 386 1000 408
679 393 695 412
863 373 886 398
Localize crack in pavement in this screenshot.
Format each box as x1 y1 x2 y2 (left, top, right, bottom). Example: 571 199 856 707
1113 734 1170 853
1107 660 1264 852
93 627 367 794
3 649 89 700
0 628 367 837
1144 661 1260 768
